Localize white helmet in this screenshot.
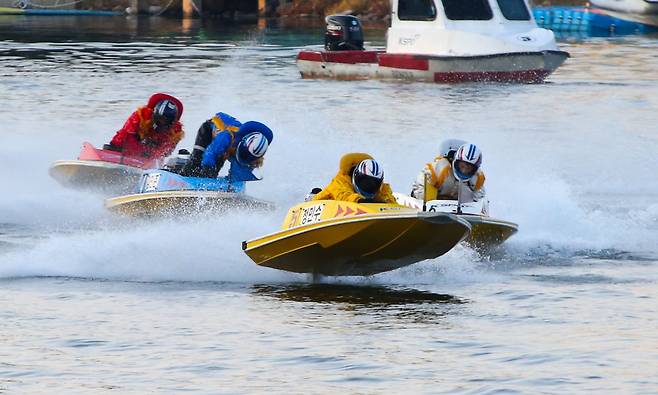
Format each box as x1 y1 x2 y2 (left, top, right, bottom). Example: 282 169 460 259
439 138 467 162
236 132 269 166
352 159 384 199
452 143 482 181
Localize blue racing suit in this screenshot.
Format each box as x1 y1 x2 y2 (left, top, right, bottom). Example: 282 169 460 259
200 113 273 181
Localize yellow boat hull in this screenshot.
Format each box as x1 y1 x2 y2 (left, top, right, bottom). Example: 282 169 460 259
49 160 143 195
105 190 274 217
243 200 470 276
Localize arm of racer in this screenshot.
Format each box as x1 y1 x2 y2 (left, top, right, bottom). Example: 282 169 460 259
313 174 363 202
374 182 397 204
149 123 184 160
201 131 232 169
468 171 486 200
109 110 141 148
410 168 430 200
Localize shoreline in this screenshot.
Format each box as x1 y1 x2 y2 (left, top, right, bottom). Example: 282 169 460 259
0 0 587 18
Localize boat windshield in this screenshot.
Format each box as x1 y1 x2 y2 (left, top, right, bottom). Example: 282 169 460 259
496 0 531 20
441 0 493 20
398 0 437 21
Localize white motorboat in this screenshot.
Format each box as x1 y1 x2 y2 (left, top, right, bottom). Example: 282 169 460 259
297 0 569 83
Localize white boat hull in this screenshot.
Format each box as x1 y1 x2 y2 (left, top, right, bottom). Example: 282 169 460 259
49 160 144 195
393 193 518 252
297 50 569 83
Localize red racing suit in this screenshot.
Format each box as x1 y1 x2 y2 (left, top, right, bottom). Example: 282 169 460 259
109 93 184 160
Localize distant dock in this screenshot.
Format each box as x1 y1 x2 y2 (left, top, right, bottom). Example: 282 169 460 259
0 0 275 18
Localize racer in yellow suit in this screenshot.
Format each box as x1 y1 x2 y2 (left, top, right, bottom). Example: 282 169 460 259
313 153 397 204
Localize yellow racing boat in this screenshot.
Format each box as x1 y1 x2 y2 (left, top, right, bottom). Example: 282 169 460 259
242 200 471 276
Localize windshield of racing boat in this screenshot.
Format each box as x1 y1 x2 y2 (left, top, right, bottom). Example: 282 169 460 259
441 0 493 20
496 0 531 20
398 0 437 21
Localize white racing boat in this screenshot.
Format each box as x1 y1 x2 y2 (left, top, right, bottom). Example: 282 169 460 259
394 193 518 252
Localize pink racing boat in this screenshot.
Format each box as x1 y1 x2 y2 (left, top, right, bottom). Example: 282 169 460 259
49 142 159 195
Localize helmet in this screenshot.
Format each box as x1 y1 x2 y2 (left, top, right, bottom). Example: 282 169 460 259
452 143 482 181
352 159 384 199
439 138 467 162
236 132 269 166
152 100 179 130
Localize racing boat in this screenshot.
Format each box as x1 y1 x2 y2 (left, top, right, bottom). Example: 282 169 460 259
297 0 569 83
49 142 158 195
242 200 471 276
394 193 518 252
105 168 273 217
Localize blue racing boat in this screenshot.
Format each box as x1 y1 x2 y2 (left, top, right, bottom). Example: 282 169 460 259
105 168 273 217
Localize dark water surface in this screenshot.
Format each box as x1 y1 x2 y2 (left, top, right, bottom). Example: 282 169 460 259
1 16 657 394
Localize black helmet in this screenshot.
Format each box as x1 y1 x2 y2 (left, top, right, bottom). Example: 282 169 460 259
153 100 179 130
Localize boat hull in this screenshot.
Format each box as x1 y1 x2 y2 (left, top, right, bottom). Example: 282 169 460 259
394 194 518 252
105 190 274 217
50 142 157 195
459 215 518 252
243 201 471 276
297 50 569 83
105 169 271 217
49 159 144 195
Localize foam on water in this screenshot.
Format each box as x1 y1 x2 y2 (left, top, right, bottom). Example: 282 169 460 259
1 41 657 283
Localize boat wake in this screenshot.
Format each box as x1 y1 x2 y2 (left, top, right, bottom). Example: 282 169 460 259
0 174 656 285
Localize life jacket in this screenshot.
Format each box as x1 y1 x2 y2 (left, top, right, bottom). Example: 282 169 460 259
425 156 485 200
210 113 242 161
136 107 154 141
423 156 448 200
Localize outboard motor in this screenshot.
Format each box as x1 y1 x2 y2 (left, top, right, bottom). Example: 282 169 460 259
324 15 364 51
163 149 190 174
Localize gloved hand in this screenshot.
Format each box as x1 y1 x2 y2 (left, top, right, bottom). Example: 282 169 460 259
103 143 122 152
141 138 158 147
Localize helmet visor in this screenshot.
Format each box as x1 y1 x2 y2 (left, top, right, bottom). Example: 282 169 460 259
153 100 178 130
454 160 477 180
153 114 173 129
236 146 256 166
354 173 383 197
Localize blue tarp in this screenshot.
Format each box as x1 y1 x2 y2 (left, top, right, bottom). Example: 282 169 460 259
533 6 658 36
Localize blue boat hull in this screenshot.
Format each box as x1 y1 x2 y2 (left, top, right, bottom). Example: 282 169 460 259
533 6 658 36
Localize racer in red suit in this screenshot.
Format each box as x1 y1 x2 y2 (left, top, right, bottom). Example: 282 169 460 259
107 93 184 160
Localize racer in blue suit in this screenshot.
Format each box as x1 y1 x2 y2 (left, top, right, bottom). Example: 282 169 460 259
180 112 273 180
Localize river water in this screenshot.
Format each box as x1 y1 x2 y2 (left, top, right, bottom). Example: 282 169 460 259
1 15 657 394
